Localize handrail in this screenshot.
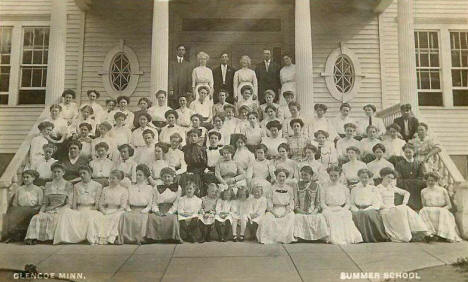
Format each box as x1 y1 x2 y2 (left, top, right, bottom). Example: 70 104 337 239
376 103 466 195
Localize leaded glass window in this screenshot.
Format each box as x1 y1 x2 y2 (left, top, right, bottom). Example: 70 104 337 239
333 55 354 94
110 52 131 91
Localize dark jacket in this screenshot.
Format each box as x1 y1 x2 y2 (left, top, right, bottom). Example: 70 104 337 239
393 116 419 141
213 64 235 103
255 60 281 102
169 58 192 99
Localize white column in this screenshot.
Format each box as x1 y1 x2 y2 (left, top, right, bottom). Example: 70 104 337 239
151 0 169 101
45 0 67 105
295 0 314 107
398 0 418 109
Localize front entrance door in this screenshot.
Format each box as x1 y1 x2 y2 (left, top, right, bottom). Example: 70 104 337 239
169 0 294 69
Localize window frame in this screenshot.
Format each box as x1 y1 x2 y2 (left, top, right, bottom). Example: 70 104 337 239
0 21 49 107
415 24 468 109
0 26 13 105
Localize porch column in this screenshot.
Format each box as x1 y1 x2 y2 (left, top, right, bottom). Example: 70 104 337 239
45 0 67 104
151 0 169 101
295 0 314 107
398 0 418 109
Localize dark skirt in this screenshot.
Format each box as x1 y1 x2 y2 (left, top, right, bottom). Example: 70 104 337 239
352 209 389 243
6 206 40 241
397 178 425 211
146 204 181 241
118 210 149 244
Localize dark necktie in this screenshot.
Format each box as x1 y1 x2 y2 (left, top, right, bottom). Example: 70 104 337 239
369 116 372 126
168 125 174 128
315 146 322 160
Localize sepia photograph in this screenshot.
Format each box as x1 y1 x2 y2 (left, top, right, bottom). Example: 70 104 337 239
0 0 467 281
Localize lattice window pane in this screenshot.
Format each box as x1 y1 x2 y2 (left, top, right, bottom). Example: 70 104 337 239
450 31 468 106
333 55 354 94
110 52 131 91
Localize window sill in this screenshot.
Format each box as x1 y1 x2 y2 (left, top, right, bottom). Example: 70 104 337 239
0 104 45 108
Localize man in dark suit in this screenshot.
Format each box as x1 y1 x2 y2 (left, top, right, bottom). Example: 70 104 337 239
255 48 281 104
168 44 192 108
393 104 419 141
213 52 235 104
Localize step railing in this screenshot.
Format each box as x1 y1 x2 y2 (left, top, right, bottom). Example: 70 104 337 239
376 103 466 196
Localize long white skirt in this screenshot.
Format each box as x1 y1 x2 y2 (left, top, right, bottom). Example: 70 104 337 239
419 207 462 242
256 207 295 244
53 206 103 244
88 209 124 244
322 207 363 245
293 213 329 241
380 205 428 242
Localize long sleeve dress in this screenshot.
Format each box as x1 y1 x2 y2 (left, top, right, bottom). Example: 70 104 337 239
146 183 182 241
119 183 153 244
248 196 267 224
377 184 428 242
293 181 329 241
320 182 362 245
53 180 103 244
233 68 258 100
350 183 389 243
394 157 426 211
199 196 218 225
169 195 202 222
6 185 43 241
279 64 296 105
25 180 73 241
256 183 296 244
192 66 214 99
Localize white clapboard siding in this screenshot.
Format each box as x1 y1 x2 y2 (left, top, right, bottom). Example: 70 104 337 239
79 0 152 111
0 107 44 153
311 1 382 119
420 108 468 155
0 0 50 15
64 0 82 95
414 0 468 18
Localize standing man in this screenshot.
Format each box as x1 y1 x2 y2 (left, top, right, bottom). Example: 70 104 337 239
169 44 192 108
255 48 281 104
393 104 419 142
213 52 235 104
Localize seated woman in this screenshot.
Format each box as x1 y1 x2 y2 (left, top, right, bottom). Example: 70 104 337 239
89 142 114 187
59 89 79 126
89 170 128 245
313 130 338 168
149 143 170 185
287 118 310 161
160 110 186 146
310 104 337 141
419 172 461 242
240 111 265 151
133 97 153 128
350 168 389 243
367 143 394 185
295 144 328 185
259 90 280 121
377 167 428 243
131 112 159 152
233 55 258 102
360 125 382 163
61 140 89 184
260 105 281 134
107 96 134 128
247 144 275 191
5 170 43 243
91 122 118 161
293 166 329 241
341 146 367 187
215 145 246 194
357 104 386 138
109 112 132 147
262 120 286 159
113 144 137 187
336 123 361 164
256 168 296 244
382 123 405 163
232 134 255 174
148 90 172 130
274 143 297 181
146 167 182 243
102 99 117 123
409 123 442 174
53 165 103 244
321 166 362 245
236 85 258 115
394 143 426 211
190 86 213 123
43 104 68 146
71 105 97 136
119 164 153 244
176 95 194 128
282 102 308 138
192 51 214 100
25 162 73 244
279 54 296 106
81 89 105 123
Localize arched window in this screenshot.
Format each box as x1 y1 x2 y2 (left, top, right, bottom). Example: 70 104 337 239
100 40 143 97
321 44 364 102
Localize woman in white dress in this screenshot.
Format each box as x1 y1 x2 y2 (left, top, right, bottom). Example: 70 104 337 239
274 143 297 182
44 104 68 145
107 96 134 129
247 144 275 191
118 164 153 244
256 168 296 244
382 123 405 162
367 143 394 185
82 90 105 123
279 54 296 106
409 123 442 174
233 55 258 102
149 143 170 184
320 165 362 245
59 89 79 126
262 120 286 160
192 51 214 100
342 146 368 187
419 172 461 242
148 90 172 129
53 165 103 244
247 185 268 240
89 170 128 245
377 167 428 242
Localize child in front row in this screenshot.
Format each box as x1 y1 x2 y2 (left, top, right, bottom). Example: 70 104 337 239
231 187 250 242
247 185 268 241
198 183 218 243
169 181 202 243
215 188 234 242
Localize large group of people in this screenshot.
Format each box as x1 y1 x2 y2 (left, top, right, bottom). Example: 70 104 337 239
3 47 463 246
